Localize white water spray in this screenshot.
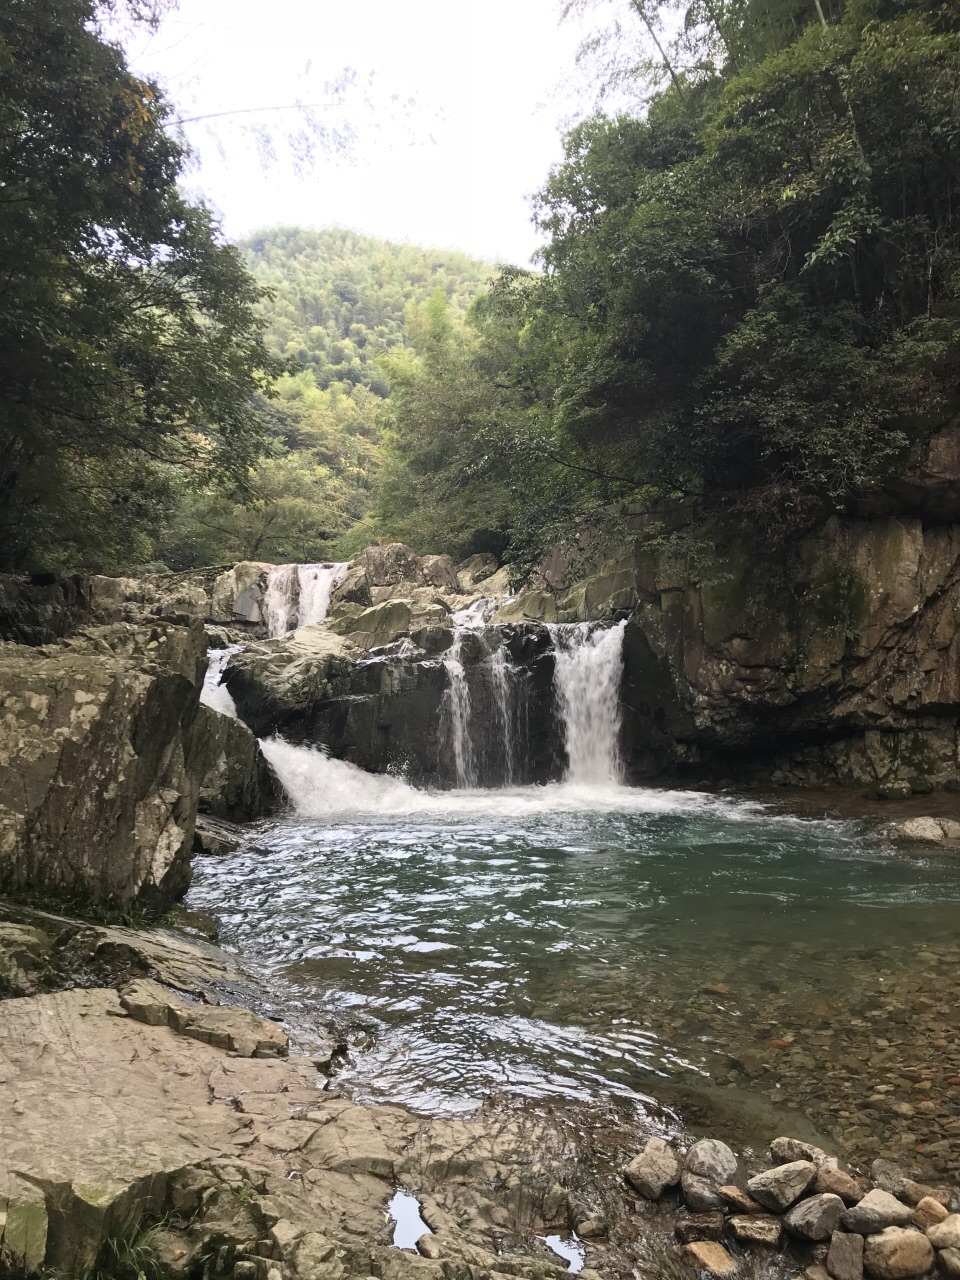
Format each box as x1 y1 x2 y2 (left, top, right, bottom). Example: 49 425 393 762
263 562 348 637
551 621 628 785
200 646 243 718
440 628 477 788
486 637 516 786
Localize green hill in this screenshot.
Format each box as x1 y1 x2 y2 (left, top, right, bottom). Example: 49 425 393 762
242 226 495 398
158 227 496 569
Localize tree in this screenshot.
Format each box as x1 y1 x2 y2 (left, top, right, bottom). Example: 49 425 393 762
0 0 285 571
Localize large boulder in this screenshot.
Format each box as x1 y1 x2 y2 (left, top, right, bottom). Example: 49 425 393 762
0 574 89 646
191 703 280 821
0 621 206 909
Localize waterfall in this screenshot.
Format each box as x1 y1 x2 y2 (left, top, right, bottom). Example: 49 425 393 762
200 645 243 718
263 562 348 637
551 620 628 785
440 627 477 788
486 637 516 786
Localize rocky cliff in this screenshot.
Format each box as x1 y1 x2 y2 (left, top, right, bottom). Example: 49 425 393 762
0 622 207 909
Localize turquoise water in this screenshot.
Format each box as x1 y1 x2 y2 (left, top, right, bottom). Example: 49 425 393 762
187 772 960 1154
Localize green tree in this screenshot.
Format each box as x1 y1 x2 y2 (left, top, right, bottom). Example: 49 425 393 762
0 0 284 572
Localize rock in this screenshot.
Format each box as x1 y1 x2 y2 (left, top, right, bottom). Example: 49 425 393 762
193 703 279 822
927 1219 960 1251
682 1241 738 1276
808 1266 834 1280
0 621 206 909
872 1161 909 1198
0 923 51 996
916 1199 950 1229
817 1168 867 1204
675 1212 726 1243
720 1186 767 1214
623 1137 681 1199
683 1172 727 1212
728 1215 782 1247
747 1161 818 1211
685 1139 739 1186
863 1228 935 1279
828 1230 865 1280
785 1194 846 1241
843 1191 917 1234
120 979 288 1057
417 1233 442 1259
901 1181 946 1208
192 814 242 857
939 819 960 840
492 591 559 625
891 818 946 844
771 1137 831 1165
939 1248 960 1278
456 554 498 589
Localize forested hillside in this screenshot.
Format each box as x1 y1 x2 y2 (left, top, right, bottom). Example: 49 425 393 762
158 228 495 569
376 0 960 581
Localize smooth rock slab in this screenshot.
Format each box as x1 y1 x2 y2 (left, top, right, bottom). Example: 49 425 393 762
928 1218 960 1251
844 1190 917 1235
748 1160 817 1211
785 1194 846 1241
622 1137 681 1199
828 1230 865 1280
864 1228 935 1280
682 1241 738 1276
728 1215 782 1247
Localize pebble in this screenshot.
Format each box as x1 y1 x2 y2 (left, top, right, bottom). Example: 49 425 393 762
863 1227 935 1279
682 1241 738 1276
748 1160 818 1211
827 1229 865 1280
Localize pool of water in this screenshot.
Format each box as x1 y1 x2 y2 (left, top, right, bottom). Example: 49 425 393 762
187 755 960 1170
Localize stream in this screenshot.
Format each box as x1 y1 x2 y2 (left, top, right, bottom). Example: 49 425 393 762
194 607 960 1176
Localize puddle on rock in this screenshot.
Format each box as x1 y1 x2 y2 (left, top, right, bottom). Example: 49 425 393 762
388 1190 431 1250
544 1233 585 1273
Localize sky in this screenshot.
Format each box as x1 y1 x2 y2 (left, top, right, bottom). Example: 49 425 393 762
122 0 606 267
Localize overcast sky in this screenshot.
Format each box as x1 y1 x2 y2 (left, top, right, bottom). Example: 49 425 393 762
123 0 604 266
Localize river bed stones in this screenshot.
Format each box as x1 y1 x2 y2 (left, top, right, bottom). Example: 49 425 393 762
916 1197 950 1227
828 1228 865 1280
785 1193 846 1240
623 1136 682 1198
729 1214 783 1246
843 1190 917 1233
682 1240 738 1275
863 1227 935 1279
748 1160 818 1211
928 1217 960 1250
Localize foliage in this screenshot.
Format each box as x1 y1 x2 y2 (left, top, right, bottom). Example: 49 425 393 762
377 0 960 573
157 229 496 569
0 0 286 573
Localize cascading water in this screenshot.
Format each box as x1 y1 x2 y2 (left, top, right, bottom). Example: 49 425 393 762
263 562 348 637
440 628 477 788
296 562 349 628
200 645 243 718
551 620 628 786
485 636 516 786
